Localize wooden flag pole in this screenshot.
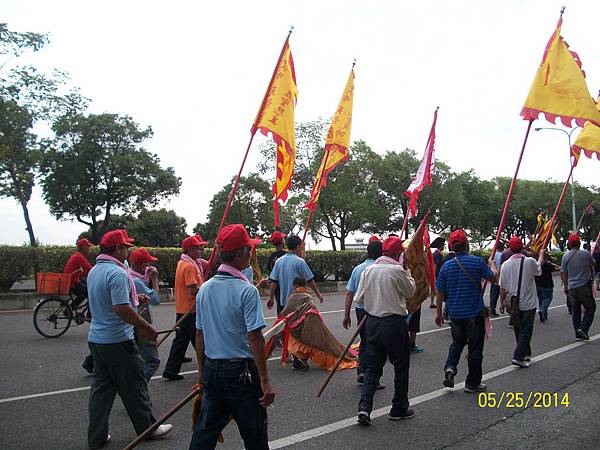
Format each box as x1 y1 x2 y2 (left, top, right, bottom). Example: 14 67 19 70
158 30 295 347
540 158 577 251
317 315 366 397
484 119 534 292
400 212 410 239
123 387 201 450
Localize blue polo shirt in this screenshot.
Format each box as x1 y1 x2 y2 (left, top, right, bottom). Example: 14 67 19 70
436 253 493 319
88 260 134 344
269 252 314 307
133 277 160 323
196 272 266 359
346 259 375 310
242 267 253 283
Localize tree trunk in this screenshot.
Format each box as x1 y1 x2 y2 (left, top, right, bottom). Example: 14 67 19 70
19 198 37 247
339 216 346 251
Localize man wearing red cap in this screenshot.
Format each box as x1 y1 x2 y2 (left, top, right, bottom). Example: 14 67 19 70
190 224 273 449
499 237 544 368
162 234 208 381
435 229 497 393
64 238 94 307
561 233 596 341
129 248 161 381
354 236 416 425
87 230 172 448
267 231 287 313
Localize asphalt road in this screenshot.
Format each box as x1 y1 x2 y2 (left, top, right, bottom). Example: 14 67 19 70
1 277 599 450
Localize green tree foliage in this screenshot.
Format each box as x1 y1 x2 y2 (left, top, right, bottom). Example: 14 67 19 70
194 173 279 242
41 113 181 242
0 23 87 246
127 209 188 247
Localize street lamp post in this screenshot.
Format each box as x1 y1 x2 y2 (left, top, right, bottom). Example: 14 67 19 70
534 126 579 232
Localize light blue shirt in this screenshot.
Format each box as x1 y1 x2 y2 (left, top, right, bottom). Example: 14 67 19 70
133 277 160 323
88 260 134 344
196 272 266 359
346 259 375 310
242 267 253 283
269 252 314 307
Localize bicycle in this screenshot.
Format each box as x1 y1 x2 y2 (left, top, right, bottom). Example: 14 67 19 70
33 272 90 338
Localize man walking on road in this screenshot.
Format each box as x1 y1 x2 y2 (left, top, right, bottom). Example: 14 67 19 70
561 233 597 341
354 236 416 425
499 237 543 368
435 230 497 393
87 230 172 449
162 234 207 380
343 238 383 385
267 231 287 314
190 224 274 450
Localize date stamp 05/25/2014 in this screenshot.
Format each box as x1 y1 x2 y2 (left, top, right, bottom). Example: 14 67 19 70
477 392 570 409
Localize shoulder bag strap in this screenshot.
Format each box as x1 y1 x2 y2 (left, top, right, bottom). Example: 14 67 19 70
454 256 483 294
516 258 525 301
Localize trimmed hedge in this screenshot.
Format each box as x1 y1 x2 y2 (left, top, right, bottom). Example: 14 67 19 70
0 245 364 291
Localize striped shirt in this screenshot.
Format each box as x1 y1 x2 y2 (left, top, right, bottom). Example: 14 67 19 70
436 253 493 319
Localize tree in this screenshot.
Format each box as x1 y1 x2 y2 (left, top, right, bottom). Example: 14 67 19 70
127 209 188 247
41 113 181 242
194 173 281 242
0 23 87 246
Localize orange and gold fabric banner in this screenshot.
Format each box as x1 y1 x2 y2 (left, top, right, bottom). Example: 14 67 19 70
521 12 600 128
252 37 298 227
305 68 354 212
571 96 600 164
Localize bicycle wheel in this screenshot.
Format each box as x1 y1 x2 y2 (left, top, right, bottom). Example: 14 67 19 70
33 296 73 338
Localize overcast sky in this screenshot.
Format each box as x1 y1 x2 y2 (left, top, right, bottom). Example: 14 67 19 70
2 0 599 247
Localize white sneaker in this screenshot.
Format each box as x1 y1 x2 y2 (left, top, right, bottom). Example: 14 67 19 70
150 424 173 439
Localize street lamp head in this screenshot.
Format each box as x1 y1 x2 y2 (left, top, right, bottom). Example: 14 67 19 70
534 128 542 131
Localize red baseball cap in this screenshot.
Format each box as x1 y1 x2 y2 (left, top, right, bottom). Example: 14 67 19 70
269 231 286 244
509 236 523 252
130 248 158 265
182 234 209 252
449 229 468 249
568 233 580 245
76 238 93 249
382 236 404 254
100 229 135 248
369 235 382 243
217 224 261 252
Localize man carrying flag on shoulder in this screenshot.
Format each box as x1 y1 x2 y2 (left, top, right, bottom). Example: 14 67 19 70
162 234 208 381
190 224 274 450
267 231 287 313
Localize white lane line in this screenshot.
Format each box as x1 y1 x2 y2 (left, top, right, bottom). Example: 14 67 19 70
269 333 600 449
1 300 593 404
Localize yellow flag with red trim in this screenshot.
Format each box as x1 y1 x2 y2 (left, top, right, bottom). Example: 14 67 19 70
252 36 298 227
305 68 354 212
571 95 600 164
520 12 600 128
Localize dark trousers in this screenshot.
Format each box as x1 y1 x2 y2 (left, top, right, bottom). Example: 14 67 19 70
355 307 367 375
445 316 485 388
190 358 268 450
71 281 88 308
489 284 500 313
512 308 535 360
163 313 196 376
570 283 596 334
358 315 410 414
88 340 155 448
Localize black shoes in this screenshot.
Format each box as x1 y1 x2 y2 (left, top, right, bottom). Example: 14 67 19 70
443 369 455 388
357 411 371 426
576 329 590 341
291 359 309 371
183 356 193 363
162 372 184 381
538 311 546 323
464 383 488 393
389 407 415 420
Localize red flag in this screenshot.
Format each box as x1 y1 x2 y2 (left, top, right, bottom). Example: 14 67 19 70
405 108 438 218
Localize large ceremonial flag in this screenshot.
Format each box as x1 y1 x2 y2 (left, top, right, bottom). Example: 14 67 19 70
520 11 600 128
252 36 298 227
305 68 355 212
404 108 438 218
571 95 600 163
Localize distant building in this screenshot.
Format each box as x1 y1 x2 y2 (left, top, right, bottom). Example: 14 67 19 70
344 237 367 251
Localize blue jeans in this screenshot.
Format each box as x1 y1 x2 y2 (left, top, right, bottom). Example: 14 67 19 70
190 358 268 450
490 284 500 313
536 287 553 319
139 342 160 382
445 316 485 388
